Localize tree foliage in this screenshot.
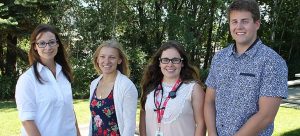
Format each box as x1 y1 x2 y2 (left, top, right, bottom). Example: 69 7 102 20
1 0 299 99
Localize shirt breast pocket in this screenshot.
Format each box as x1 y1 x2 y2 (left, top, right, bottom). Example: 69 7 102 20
237 73 259 91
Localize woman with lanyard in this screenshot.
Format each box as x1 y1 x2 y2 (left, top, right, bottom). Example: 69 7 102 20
139 40 206 136
89 39 138 136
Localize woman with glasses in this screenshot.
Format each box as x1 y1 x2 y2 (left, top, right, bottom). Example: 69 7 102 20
139 40 206 136
89 39 138 136
15 24 80 136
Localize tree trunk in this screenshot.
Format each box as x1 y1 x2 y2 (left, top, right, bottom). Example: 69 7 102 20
155 0 163 49
5 34 17 76
0 34 4 74
137 0 149 53
203 0 216 69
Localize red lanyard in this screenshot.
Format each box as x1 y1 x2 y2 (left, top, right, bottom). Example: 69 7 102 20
154 79 182 124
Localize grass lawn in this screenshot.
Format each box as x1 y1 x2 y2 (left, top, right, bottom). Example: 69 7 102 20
1 100 300 136
0 101 21 136
274 107 300 136
0 99 91 136
73 99 90 125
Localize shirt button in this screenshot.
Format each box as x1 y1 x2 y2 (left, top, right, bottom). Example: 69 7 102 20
221 124 224 127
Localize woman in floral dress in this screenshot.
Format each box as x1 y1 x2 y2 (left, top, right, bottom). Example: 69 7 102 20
89 40 138 136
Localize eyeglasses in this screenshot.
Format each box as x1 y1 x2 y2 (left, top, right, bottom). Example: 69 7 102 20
159 58 183 64
35 40 58 48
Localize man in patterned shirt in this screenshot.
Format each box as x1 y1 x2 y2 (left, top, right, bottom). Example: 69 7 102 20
204 0 288 136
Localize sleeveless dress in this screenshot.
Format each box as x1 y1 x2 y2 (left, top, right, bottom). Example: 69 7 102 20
145 82 196 136
90 87 120 136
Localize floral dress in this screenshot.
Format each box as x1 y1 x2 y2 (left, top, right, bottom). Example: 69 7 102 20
90 88 120 136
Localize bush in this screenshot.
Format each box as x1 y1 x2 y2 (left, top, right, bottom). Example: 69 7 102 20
0 75 17 100
72 59 96 99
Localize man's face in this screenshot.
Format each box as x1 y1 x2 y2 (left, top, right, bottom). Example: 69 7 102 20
229 10 260 47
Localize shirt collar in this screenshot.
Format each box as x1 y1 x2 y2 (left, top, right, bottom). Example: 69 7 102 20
244 39 261 58
37 62 43 72
37 62 62 74
226 38 261 58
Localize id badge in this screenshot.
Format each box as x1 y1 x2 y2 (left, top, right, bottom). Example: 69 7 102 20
155 131 163 136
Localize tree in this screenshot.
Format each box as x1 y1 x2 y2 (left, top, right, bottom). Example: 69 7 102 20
1 0 299 99
0 0 63 99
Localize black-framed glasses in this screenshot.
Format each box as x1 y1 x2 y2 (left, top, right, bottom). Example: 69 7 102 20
35 40 58 48
159 58 183 64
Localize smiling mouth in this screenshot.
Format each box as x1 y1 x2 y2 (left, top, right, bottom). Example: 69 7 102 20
166 69 175 72
236 32 246 35
43 52 54 54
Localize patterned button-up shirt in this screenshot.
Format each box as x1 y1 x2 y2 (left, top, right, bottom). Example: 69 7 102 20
205 39 288 136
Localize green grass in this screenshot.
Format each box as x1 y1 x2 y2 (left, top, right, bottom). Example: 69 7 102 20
73 99 90 125
1 100 300 136
0 101 21 136
273 107 300 136
0 99 91 136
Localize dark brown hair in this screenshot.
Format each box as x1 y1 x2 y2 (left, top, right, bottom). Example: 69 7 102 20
29 24 72 83
227 0 260 22
140 40 200 109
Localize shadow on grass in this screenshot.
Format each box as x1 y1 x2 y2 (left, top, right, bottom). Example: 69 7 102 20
0 101 17 113
73 99 89 104
1 99 90 109
281 128 300 136
0 101 16 109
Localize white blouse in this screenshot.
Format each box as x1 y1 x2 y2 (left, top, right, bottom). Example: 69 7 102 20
15 62 77 136
145 82 196 136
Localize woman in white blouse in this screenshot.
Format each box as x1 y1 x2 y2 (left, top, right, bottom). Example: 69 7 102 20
15 24 80 136
89 40 138 136
139 40 206 136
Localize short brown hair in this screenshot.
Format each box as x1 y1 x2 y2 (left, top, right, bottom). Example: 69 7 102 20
228 0 260 22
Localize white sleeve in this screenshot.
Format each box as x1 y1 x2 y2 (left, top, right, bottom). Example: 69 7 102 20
15 74 37 121
121 82 138 136
88 81 94 136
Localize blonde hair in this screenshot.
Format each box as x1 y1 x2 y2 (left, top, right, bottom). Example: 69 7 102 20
93 39 130 76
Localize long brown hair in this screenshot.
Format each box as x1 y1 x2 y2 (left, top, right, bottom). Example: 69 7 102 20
28 24 72 83
140 40 200 109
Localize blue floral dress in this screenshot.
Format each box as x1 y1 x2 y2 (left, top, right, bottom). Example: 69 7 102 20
90 87 120 136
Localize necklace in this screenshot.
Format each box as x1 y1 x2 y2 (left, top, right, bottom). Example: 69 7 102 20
97 88 106 99
96 83 114 99
97 75 116 99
